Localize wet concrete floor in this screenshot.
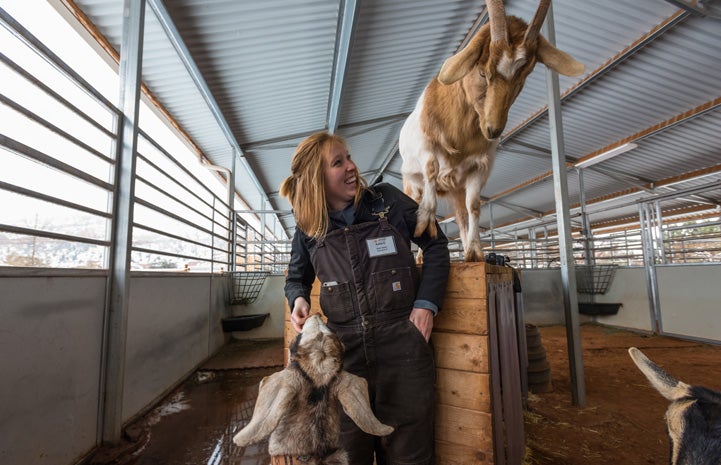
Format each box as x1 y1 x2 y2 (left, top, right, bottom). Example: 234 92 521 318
87 339 284 465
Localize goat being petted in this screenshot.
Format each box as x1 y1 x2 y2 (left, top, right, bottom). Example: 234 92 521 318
232 315 392 465
400 0 584 261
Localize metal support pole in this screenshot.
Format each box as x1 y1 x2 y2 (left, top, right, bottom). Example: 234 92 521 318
655 200 666 264
489 202 495 249
577 168 594 265
103 0 145 443
625 230 630 266
543 5 585 406
261 197 267 268
640 203 662 333
530 227 537 268
210 196 216 272
230 150 237 272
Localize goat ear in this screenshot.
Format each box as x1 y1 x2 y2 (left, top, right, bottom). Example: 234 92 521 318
337 371 394 437
232 371 296 447
536 35 585 77
438 32 487 85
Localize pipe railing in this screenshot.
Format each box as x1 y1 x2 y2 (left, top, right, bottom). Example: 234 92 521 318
1 8 234 273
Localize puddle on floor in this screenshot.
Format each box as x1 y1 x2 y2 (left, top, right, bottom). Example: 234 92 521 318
88 367 278 465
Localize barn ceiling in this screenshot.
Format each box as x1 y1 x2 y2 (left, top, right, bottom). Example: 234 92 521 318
66 0 721 244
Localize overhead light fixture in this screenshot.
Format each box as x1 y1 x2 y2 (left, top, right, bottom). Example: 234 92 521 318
575 142 638 168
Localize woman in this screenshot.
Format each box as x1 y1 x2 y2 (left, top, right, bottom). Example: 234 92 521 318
281 131 449 465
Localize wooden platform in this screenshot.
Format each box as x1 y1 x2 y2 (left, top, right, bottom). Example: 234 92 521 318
284 262 523 465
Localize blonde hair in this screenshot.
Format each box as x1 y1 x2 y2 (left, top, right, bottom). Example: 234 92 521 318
279 131 367 240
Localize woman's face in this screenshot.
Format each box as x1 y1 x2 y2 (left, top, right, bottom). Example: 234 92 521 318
323 141 357 211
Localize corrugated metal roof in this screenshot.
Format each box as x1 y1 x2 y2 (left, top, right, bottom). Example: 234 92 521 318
66 0 721 242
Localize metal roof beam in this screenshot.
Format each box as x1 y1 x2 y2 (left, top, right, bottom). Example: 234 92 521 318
458 8 489 50
502 143 654 191
487 199 544 218
147 0 280 233
490 174 721 237
368 141 398 185
339 112 410 130
491 97 721 203
327 0 359 134
585 166 654 192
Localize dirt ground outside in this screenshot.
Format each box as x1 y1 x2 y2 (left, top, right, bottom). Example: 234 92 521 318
523 324 721 465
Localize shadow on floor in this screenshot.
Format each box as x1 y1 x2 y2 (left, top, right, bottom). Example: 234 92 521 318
85 338 285 465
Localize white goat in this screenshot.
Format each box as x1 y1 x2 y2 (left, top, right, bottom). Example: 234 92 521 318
629 347 721 465
400 0 584 261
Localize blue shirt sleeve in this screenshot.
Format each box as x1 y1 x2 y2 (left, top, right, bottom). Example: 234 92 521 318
413 299 439 316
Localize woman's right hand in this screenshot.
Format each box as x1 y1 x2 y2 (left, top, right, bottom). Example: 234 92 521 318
291 296 311 333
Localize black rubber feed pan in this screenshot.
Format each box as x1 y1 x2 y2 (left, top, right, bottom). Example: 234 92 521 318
221 313 269 332
578 303 621 316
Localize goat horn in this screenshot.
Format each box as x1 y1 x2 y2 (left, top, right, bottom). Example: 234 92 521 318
485 0 508 44
524 0 551 45
628 347 691 402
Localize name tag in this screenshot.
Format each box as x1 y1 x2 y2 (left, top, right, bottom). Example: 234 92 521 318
366 236 397 258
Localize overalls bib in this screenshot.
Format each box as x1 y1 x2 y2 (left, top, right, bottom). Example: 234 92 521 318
310 203 436 465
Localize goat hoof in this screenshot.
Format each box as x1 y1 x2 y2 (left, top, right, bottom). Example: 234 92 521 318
414 213 438 238
464 248 483 262
427 221 437 239
414 224 438 239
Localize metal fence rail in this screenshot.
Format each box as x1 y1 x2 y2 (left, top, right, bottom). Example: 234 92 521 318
0 8 233 272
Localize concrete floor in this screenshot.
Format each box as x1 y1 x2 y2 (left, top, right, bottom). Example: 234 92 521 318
86 338 284 465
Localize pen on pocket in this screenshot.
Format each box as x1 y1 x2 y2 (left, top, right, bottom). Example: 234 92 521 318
322 281 338 287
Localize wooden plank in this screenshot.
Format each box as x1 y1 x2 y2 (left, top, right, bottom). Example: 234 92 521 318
435 298 488 335
496 281 525 465
432 332 489 373
284 320 296 345
444 262 488 299
436 368 491 412
283 301 292 366
435 404 493 450
436 439 494 465
487 282 505 465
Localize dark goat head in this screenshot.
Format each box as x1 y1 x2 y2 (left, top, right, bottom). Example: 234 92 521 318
629 347 721 465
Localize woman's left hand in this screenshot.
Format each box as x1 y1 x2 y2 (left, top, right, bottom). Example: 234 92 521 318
409 307 434 342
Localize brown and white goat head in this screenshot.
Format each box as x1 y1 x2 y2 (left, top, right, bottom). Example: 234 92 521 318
438 0 584 140
232 314 393 465
400 0 584 262
629 347 721 465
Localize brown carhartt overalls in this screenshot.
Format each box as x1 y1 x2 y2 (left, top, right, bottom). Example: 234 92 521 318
310 210 436 465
